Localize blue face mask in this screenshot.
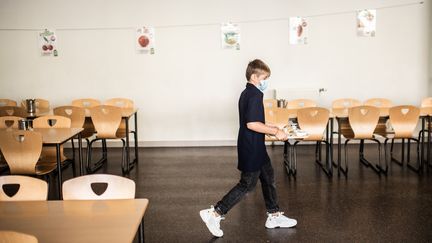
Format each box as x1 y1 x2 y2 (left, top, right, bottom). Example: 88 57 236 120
258 79 269 92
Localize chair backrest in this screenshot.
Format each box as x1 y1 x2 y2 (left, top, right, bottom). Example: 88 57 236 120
33 115 71 128
0 231 38 243
297 107 330 141
364 98 393 108
72 98 101 115
348 106 380 139
332 98 362 109
62 174 135 200
0 131 42 174
0 106 26 118
421 97 432 107
53 106 85 128
263 99 277 109
0 99 17 107
286 99 317 109
0 175 48 201
0 116 22 129
21 99 50 112
389 105 420 138
274 108 293 126
104 98 134 109
264 107 277 125
90 105 122 138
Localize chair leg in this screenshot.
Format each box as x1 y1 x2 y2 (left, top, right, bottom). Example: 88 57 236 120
391 138 405 166
407 138 422 173
291 141 299 176
371 138 384 175
283 142 291 176
341 139 350 176
121 139 128 174
86 138 108 174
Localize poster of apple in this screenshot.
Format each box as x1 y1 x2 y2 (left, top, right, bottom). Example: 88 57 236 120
136 26 155 54
357 9 376 37
289 17 308 45
221 23 240 50
39 29 58 56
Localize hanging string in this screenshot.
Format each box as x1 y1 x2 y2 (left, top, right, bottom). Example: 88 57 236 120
0 1 424 32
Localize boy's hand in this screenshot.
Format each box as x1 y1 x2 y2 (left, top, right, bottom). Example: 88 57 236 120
275 129 288 141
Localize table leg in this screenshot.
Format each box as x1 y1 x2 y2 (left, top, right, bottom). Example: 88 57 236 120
125 117 131 173
428 116 431 169
337 118 341 176
421 117 425 165
329 118 334 175
138 218 145 243
78 133 83 176
56 144 63 199
134 112 139 163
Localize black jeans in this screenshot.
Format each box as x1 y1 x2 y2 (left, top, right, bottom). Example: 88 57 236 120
214 161 280 215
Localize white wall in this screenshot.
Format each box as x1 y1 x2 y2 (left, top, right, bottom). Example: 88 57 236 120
0 0 430 146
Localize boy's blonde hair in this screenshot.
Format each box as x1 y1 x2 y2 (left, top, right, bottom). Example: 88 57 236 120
245 59 271 81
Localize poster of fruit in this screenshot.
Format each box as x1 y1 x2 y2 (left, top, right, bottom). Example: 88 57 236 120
289 17 308 45
39 29 58 56
357 9 376 37
136 26 155 54
221 23 240 50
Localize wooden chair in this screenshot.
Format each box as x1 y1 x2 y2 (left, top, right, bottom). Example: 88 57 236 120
0 231 38 243
87 105 127 174
32 116 75 175
0 116 21 129
263 99 278 109
62 174 135 200
53 106 86 129
0 99 17 107
71 98 101 141
421 97 432 107
364 98 393 137
0 130 56 177
286 99 317 109
0 175 48 201
104 98 134 138
332 99 362 139
0 116 22 173
382 106 421 173
341 106 383 175
21 99 50 113
289 107 331 177
0 106 26 118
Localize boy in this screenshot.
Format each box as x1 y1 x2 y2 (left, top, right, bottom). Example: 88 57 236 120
200 59 297 237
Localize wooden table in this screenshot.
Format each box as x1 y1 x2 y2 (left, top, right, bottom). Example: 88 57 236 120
33 128 83 198
0 199 149 243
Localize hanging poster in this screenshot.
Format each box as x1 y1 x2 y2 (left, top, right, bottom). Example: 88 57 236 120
289 17 308 45
136 26 155 54
357 9 376 37
39 29 58 56
221 23 240 50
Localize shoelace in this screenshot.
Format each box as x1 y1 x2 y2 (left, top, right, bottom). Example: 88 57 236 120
268 211 285 217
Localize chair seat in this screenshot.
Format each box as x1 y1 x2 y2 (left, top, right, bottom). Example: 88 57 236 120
41 147 68 163
35 162 57 175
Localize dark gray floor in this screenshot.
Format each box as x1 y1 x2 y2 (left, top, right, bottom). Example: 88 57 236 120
56 143 432 243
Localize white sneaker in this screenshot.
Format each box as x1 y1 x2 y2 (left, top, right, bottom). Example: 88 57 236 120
265 212 297 228
199 206 224 237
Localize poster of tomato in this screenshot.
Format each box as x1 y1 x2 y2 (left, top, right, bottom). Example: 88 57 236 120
221 23 240 50
357 9 376 37
136 26 155 54
39 29 58 56
289 17 308 45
